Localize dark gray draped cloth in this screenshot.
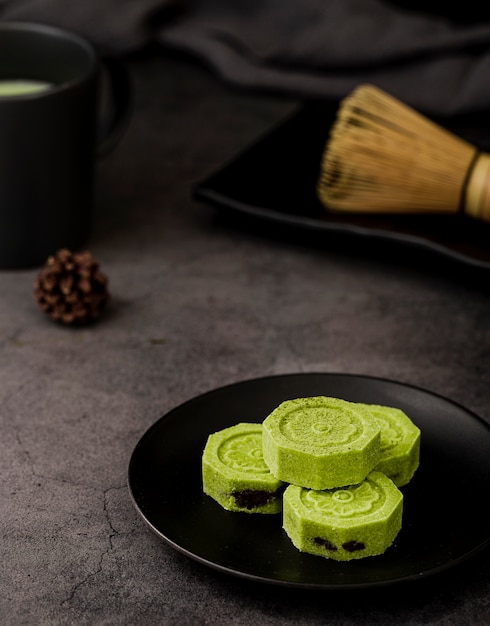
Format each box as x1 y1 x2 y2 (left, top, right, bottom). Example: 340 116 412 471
2 0 490 115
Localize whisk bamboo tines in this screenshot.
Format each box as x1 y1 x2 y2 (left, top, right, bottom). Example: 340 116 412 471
317 84 490 222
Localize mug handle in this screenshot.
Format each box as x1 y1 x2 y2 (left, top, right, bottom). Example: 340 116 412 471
96 55 132 159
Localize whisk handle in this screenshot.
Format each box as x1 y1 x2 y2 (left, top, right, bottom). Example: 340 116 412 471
465 152 490 222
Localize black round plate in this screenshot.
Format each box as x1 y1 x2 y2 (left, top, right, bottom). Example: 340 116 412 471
128 373 490 589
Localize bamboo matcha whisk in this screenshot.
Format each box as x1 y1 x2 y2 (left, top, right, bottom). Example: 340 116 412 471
317 84 490 222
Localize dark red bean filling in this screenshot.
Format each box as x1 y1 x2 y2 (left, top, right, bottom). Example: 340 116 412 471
314 537 366 552
314 537 337 551
232 489 281 509
342 540 365 552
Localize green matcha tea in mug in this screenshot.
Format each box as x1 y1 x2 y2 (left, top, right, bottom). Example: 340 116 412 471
0 21 131 268
0 78 53 97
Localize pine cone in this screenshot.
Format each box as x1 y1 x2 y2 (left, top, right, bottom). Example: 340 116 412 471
34 249 110 325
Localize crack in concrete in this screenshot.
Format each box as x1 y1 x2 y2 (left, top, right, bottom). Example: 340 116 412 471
60 485 126 609
13 426 36 477
11 424 131 612
12 425 93 490
103 485 125 550
60 551 105 609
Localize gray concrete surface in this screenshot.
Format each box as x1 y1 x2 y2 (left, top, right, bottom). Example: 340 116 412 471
1 50 489 624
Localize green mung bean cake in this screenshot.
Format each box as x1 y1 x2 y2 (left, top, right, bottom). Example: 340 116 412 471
283 471 403 561
361 404 421 487
262 397 381 490
202 422 285 513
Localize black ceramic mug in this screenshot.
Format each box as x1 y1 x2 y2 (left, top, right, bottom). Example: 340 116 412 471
0 21 131 269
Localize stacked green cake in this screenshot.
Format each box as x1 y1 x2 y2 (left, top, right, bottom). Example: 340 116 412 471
202 396 420 561
202 422 285 514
